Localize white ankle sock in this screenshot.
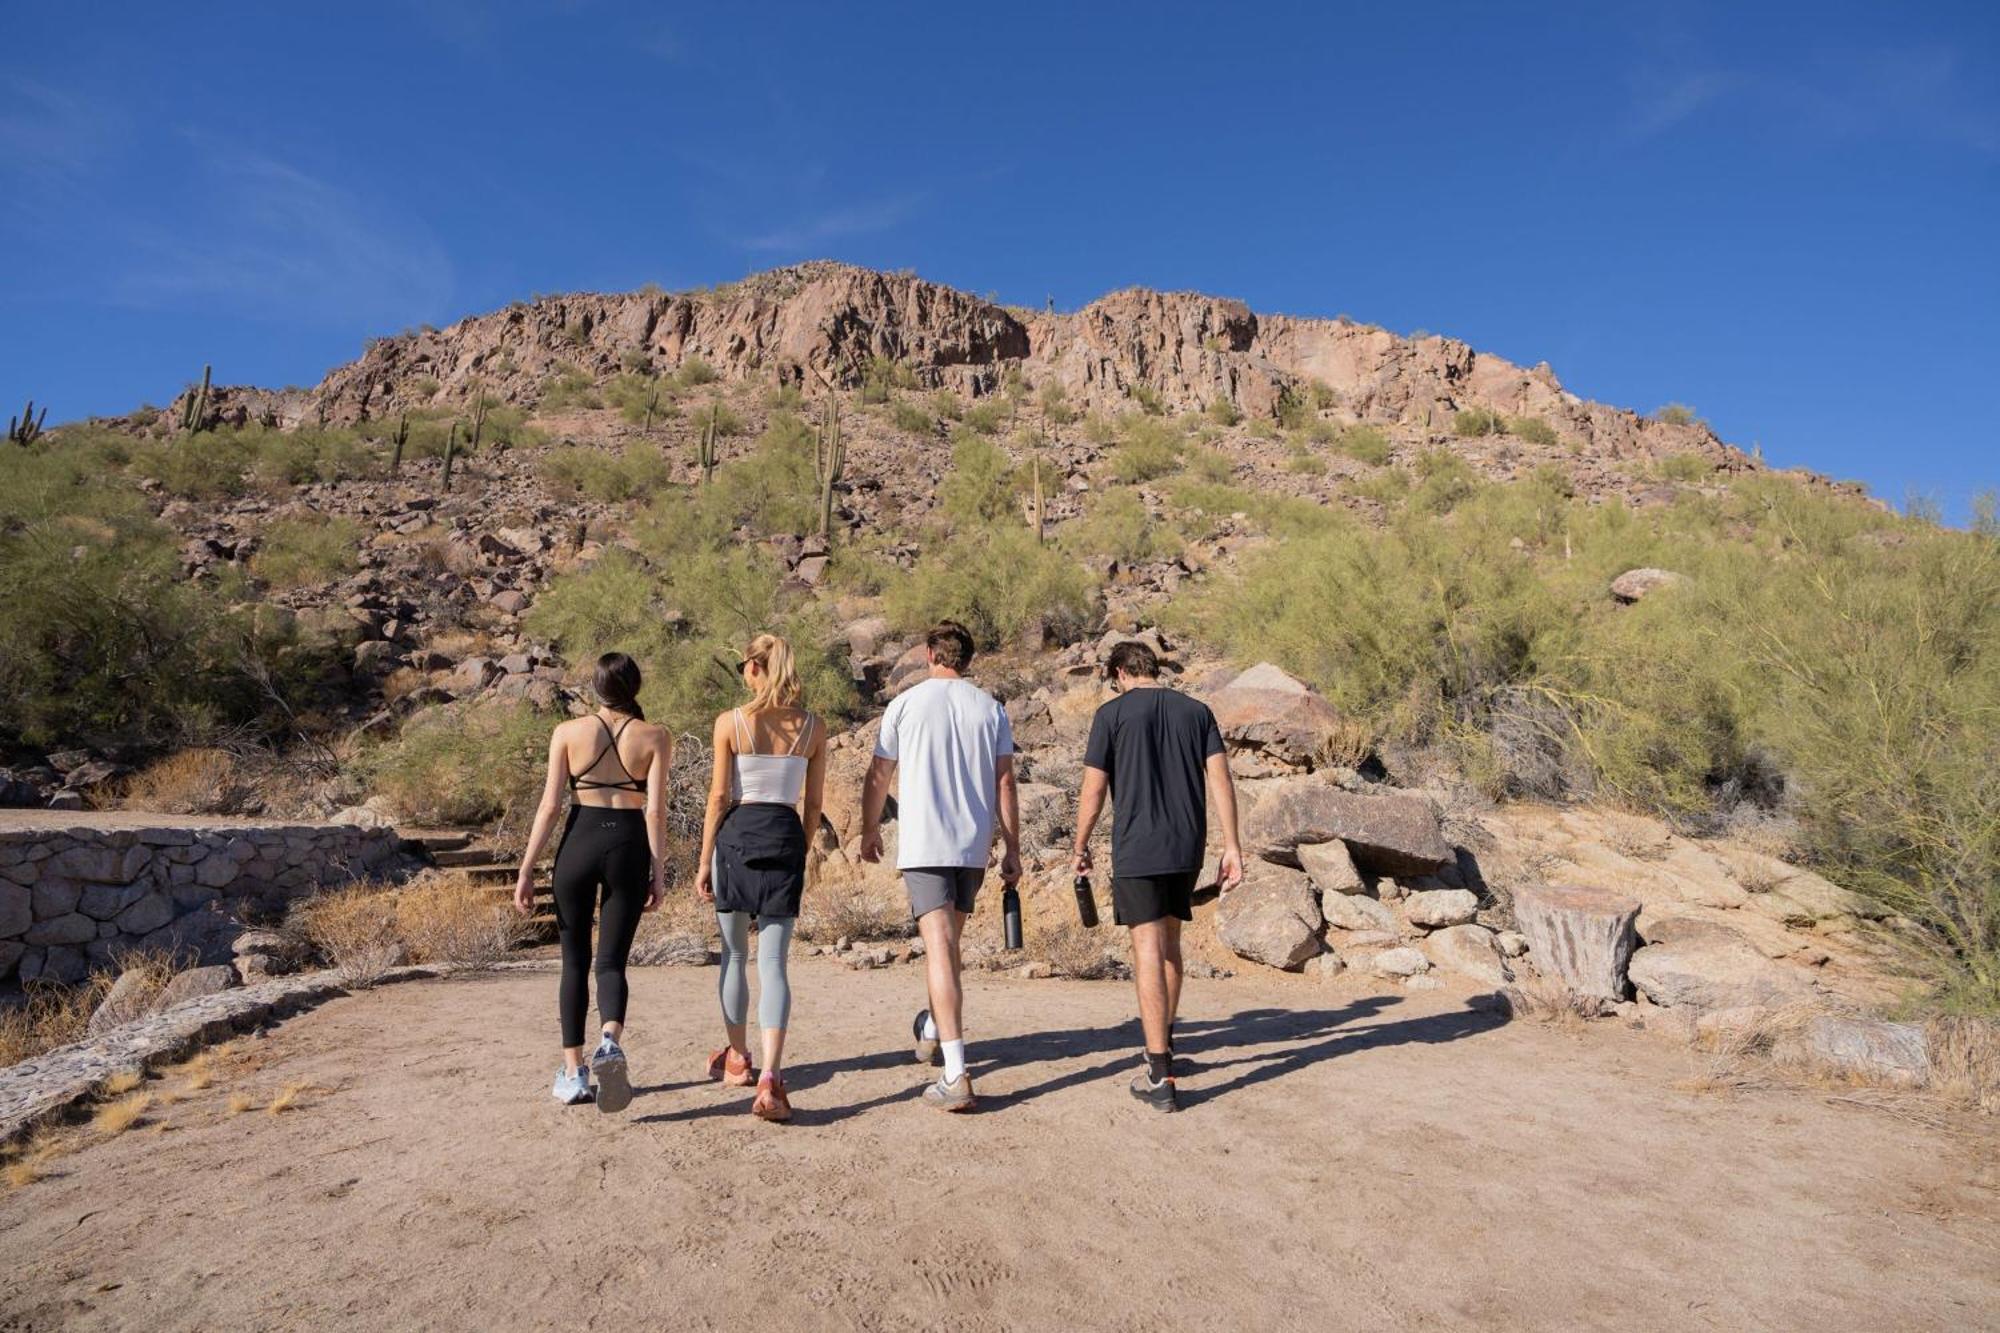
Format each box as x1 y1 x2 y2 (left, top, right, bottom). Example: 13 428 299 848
941 1039 966 1082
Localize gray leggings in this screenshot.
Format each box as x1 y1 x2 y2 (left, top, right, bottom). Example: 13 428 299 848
717 912 795 1031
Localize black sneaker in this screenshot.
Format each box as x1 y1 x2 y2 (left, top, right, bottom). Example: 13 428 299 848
1129 1071 1178 1113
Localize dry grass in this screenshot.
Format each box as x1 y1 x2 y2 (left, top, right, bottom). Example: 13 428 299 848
1029 920 1126 980
123 747 257 816
226 1091 257 1115
393 871 532 967
91 1091 153 1135
162 1050 217 1093
1499 973 1607 1028
2 1128 75 1191
290 884 405 986
1925 1015 2000 1113
798 877 910 944
382 666 428 701
80 948 183 1033
0 973 115 1065
266 1081 309 1115
99 1069 144 1097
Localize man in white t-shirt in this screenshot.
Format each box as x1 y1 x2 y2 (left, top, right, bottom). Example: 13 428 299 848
861 620 1020 1111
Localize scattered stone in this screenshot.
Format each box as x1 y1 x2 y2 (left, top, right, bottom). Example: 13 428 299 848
498 652 535 675
1372 947 1431 978
1321 891 1396 934
1609 568 1684 603
1404 974 1443 991
1208 662 1351 771
1511 883 1640 1002
1215 862 1323 970
1296 839 1364 895
1241 777 1452 876
490 590 530 616
1308 951 1345 979
452 657 501 691
151 964 237 1011
353 640 401 673
1425 924 1509 986
1495 930 1529 958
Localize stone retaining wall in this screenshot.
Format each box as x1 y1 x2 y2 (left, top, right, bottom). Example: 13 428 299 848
0 820 410 985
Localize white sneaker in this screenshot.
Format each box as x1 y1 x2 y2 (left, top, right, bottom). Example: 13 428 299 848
592 1034 631 1114
552 1066 592 1105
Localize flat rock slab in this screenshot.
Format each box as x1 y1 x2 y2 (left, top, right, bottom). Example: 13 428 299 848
1242 779 1452 877
1628 921 1812 1011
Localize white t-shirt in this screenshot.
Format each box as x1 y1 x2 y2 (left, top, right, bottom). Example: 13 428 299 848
875 676 1015 870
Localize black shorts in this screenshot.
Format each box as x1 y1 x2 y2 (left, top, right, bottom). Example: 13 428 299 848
1112 871 1199 927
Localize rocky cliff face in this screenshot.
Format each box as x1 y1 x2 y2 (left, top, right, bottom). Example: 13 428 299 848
165 261 1747 472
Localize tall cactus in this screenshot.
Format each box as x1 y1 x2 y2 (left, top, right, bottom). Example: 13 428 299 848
441 421 458 493
696 408 718 485
8 398 47 446
468 386 489 453
814 393 845 540
390 412 409 473
1028 453 1046 544
180 364 212 435
643 387 660 437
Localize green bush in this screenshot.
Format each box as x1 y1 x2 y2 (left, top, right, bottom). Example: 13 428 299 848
540 443 673 502
1181 473 2000 1011
1064 487 1184 564
1081 412 1118 447
1509 416 1559 446
606 373 674 426
355 699 556 826
1655 403 1699 426
1286 447 1327 476
1453 407 1504 437
250 515 366 589
1408 449 1481 515
886 523 1096 650
1128 383 1165 416
939 435 1018 526
1206 399 1242 427
690 400 746 438
1275 386 1313 431
539 365 602 411
1337 426 1392 466
1109 415 1184 484
675 357 718 388
890 400 935 435
1658 452 1714 483
1039 382 1077 426
962 400 1009 436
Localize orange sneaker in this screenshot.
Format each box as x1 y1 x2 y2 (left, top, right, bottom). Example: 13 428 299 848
705 1047 755 1087
751 1074 792 1123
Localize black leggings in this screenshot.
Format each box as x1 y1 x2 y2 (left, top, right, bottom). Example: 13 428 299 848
550 806 651 1047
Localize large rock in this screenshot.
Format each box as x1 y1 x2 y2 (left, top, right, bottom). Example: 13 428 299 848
1774 1015 1928 1087
1321 891 1396 934
1425 924 1510 986
1242 778 1451 876
151 964 237 1011
1296 839 1363 894
1208 663 1351 770
1372 947 1431 978
1610 568 1683 603
1512 883 1640 1001
1627 919 1810 1011
1402 888 1478 929
1216 863 1323 971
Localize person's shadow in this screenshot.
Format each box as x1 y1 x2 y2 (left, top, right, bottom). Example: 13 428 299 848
632 993 1506 1125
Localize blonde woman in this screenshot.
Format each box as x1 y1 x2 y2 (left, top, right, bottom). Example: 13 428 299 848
694 633 827 1121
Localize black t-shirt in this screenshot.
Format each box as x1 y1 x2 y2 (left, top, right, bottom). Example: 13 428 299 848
1083 686 1226 878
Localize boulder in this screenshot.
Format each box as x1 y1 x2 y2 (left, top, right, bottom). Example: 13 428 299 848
1627 919 1811 1011
1207 663 1348 770
1775 1015 1928 1087
490 590 530 616
353 640 401 673
1425 924 1509 986
150 964 237 1011
1372 947 1431 978
452 657 501 691
1296 839 1363 895
1215 862 1323 971
1402 888 1478 929
1609 568 1683 603
1321 891 1396 934
1242 777 1451 876
883 644 932 698
1495 930 1529 958
1512 883 1640 1002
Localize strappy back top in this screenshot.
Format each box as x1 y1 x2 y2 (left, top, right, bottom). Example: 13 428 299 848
569 715 647 798
728 708 812 806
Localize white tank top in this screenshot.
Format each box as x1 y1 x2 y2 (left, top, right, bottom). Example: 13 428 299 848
728 709 813 805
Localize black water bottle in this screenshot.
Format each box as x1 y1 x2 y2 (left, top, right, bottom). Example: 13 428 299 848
1073 874 1099 929
1002 887 1023 950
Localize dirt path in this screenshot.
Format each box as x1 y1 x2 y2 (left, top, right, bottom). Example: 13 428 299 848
1 961 1995 1331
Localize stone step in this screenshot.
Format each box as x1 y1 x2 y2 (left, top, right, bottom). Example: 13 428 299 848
405 831 474 853
431 846 505 868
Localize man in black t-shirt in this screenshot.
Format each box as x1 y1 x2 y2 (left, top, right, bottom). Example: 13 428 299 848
1072 640 1244 1112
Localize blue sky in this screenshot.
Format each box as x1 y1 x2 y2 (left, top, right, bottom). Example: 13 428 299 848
3 2 1995 515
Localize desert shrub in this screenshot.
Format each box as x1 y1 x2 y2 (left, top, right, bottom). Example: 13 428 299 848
1286 447 1327 476
1038 382 1077 426
540 443 673 502
0 975 114 1066
1128 382 1166 415
1658 452 1714 482
1655 403 1699 426
1109 415 1184 483
690 400 746 438
1081 411 1117 446
1309 380 1339 410
1064 487 1183 564
860 356 916 404
355 699 556 826
1338 425 1392 466
290 884 405 986
887 523 1096 649
1183 445 1235 484
939 434 1018 526
674 357 718 387
798 877 910 943
539 365 602 410
1275 385 1313 431
124 749 258 815
1248 417 1280 440
763 382 803 411
891 399 935 435
1030 919 1125 980
929 390 963 422
1205 398 1242 427
250 515 366 589
1453 407 1504 437
606 373 673 425
392 871 532 966
961 399 1008 435
1509 416 1559 446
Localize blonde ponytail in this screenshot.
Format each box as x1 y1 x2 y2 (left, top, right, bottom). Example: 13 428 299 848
742 632 802 715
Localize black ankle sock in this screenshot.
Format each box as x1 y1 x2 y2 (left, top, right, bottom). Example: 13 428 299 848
1145 1051 1171 1082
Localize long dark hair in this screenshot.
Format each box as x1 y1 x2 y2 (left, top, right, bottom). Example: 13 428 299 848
593 651 645 719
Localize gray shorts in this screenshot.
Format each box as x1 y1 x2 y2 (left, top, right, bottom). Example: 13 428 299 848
903 866 986 919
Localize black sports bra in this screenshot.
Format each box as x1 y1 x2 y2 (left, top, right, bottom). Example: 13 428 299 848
569 715 647 795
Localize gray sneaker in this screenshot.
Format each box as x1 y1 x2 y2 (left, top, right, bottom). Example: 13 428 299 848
1129 1070 1178 1113
912 1008 940 1066
552 1066 592 1105
591 1034 632 1114
921 1073 976 1112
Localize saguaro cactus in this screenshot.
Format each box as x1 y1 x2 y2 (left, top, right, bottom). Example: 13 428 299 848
390 412 409 473
441 421 458 493
696 409 718 485
8 398 47 445
468 388 489 453
814 394 845 540
180 364 212 435
1027 453 1046 544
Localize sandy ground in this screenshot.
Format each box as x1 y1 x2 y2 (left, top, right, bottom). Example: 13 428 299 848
1 961 1996 1332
